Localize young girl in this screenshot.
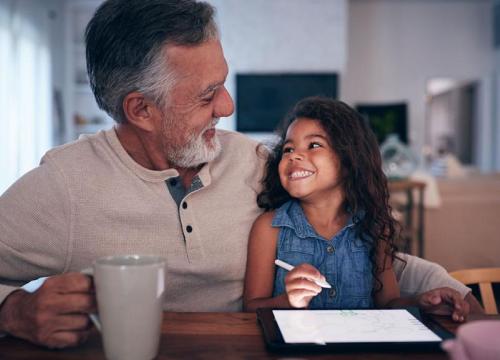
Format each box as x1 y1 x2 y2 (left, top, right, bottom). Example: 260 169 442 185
244 96 465 314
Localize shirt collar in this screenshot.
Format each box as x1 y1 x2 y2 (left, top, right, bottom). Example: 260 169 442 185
272 200 364 239
105 127 214 185
104 128 178 182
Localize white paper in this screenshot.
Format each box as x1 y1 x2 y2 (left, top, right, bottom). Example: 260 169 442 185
273 309 442 344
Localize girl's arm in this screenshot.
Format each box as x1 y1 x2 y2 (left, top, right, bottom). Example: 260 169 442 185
373 240 401 308
243 212 323 312
243 212 288 311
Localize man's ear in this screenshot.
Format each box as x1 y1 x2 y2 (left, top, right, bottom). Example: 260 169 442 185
122 92 161 132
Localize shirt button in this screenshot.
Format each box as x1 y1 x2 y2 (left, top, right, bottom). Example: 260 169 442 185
328 287 336 298
182 202 188 209
327 245 335 254
186 225 193 233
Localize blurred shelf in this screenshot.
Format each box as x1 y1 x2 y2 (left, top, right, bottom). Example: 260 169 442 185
64 1 106 142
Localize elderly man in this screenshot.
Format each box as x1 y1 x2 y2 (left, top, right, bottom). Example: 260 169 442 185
0 0 480 349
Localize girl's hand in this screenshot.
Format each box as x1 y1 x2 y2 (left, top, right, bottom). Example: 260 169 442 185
284 263 324 308
417 287 470 322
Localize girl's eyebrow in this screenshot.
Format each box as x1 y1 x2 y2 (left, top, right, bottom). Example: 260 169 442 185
283 134 327 145
305 133 328 140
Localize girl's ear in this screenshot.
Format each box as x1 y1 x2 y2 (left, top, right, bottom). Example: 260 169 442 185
122 92 162 132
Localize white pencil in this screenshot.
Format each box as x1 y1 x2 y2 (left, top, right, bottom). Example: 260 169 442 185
274 259 332 289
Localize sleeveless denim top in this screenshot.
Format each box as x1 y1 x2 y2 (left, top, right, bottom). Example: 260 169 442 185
272 200 374 309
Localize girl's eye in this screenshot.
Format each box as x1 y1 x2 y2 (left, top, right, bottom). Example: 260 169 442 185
309 142 322 149
282 147 294 154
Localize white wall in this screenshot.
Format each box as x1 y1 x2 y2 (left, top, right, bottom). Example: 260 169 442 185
208 0 347 139
342 0 494 169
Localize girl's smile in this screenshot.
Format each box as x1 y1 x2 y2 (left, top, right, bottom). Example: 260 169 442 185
287 167 315 180
278 117 343 202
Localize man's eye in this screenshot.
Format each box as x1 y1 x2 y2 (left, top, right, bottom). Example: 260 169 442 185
201 91 216 103
309 142 322 149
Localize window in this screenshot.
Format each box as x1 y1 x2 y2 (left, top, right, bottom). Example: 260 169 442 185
0 1 52 193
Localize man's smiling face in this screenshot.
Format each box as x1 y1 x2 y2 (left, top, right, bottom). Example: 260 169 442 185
158 40 234 168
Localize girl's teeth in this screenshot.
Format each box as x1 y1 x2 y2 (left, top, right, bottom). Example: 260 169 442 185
290 171 313 178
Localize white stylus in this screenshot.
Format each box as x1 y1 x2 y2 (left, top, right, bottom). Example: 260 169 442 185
274 259 332 289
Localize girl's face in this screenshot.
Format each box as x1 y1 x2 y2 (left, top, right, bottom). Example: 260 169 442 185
278 117 343 202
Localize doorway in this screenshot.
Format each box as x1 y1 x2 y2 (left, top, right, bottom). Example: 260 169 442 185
425 78 478 165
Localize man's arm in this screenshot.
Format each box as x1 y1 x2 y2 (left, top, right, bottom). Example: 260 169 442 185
464 291 484 314
394 253 484 315
0 274 95 348
0 159 70 293
0 158 96 347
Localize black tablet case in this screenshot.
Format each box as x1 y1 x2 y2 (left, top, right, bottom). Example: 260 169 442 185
257 307 454 353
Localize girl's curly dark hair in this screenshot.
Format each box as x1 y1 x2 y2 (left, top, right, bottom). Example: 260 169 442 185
257 96 401 293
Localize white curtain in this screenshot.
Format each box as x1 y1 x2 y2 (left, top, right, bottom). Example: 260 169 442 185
0 0 52 194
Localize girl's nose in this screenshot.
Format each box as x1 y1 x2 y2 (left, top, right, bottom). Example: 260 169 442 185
290 151 304 161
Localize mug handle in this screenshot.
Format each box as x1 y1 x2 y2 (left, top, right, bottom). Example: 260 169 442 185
80 267 102 332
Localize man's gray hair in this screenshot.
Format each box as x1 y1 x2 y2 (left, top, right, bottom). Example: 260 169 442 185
85 0 219 123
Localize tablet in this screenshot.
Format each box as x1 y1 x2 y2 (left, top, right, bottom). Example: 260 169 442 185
257 307 453 352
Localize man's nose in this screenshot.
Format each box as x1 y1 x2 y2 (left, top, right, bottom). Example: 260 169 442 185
213 86 234 118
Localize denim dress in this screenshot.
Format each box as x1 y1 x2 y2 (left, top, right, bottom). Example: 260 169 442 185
272 200 374 309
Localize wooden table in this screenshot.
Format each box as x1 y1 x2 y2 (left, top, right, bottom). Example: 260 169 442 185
0 312 464 360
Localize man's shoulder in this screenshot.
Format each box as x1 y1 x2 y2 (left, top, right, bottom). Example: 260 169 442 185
42 130 110 166
211 130 267 190
216 129 260 149
216 129 267 162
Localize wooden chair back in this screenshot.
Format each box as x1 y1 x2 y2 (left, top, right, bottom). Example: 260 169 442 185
450 267 500 315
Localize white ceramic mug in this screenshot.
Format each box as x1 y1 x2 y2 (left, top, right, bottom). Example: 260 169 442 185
82 255 166 360
441 320 500 360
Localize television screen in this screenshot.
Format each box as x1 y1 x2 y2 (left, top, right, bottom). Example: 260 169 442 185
236 73 338 132
356 103 408 144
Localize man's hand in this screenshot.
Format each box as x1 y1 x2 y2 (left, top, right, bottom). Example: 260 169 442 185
417 287 470 322
0 273 96 348
284 263 323 308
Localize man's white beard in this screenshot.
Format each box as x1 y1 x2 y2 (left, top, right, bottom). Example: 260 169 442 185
168 120 221 168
